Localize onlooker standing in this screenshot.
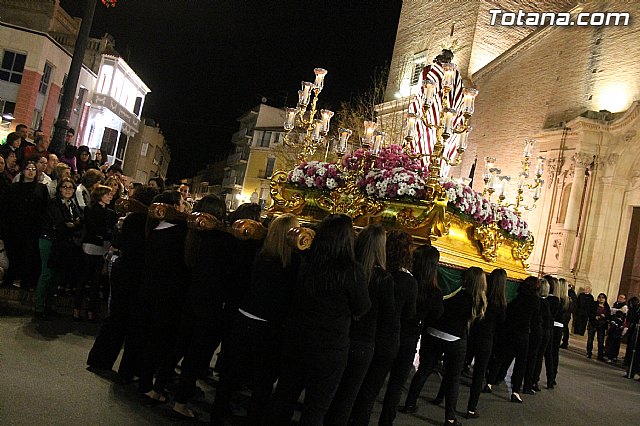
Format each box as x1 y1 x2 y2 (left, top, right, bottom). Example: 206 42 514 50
586 293 611 360
562 282 577 348
606 294 628 363
574 286 594 335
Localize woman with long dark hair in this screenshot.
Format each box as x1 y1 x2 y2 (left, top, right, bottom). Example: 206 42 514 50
326 224 394 425
541 276 561 390
349 231 416 426
402 267 486 426
379 244 443 425
212 213 301 424
587 292 611 360
486 276 540 403
269 214 370 425
464 268 507 419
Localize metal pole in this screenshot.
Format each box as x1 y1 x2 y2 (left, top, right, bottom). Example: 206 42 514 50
51 0 98 156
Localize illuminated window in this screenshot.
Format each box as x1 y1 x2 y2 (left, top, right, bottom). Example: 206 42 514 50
410 61 425 86
39 62 54 95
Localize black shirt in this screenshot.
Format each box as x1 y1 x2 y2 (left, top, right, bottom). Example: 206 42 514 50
287 262 370 350
470 302 506 339
504 293 541 335
350 266 395 344
392 271 418 343
431 288 473 339
403 287 444 344
240 253 301 326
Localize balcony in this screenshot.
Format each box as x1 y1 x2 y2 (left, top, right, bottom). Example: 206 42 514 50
222 176 243 189
257 169 273 180
232 128 253 145
226 151 250 166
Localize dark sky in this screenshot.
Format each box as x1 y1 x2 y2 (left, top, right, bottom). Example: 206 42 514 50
60 0 402 181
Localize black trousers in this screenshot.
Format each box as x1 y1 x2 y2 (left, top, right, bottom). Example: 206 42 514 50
587 325 606 358
348 339 399 426
268 337 348 426
466 335 493 412
404 334 467 422
487 333 529 393
75 253 103 313
550 326 563 381
562 321 570 347
606 324 623 360
86 260 136 370
573 313 588 335
378 337 419 426
211 315 283 425
532 329 552 385
523 332 541 391
4 234 41 290
325 340 375 426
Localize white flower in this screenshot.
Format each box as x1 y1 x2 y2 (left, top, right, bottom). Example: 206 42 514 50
305 176 314 187
326 178 337 189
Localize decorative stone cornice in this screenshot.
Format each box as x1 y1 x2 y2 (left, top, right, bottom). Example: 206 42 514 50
572 152 595 169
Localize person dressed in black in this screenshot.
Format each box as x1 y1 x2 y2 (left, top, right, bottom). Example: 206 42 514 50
136 191 189 405
325 224 394 425
76 185 117 322
623 296 640 372
211 213 301 425
2 160 49 291
485 276 540 404
349 231 416 426
561 282 577 348
465 268 507 419
574 286 594 335
401 266 486 426
586 293 611 360
86 186 158 379
522 277 544 395
526 278 553 394
268 214 370 425
151 194 231 420
379 244 443 426
548 277 570 386
606 294 628 363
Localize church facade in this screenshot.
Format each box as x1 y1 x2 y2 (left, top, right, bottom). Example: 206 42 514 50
378 0 640 298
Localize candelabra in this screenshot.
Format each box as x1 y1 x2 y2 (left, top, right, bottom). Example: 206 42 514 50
283 68 334 162
485 138 545 214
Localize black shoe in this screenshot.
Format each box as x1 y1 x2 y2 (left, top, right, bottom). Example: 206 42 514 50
430 398 443 406
552 380 557 386
560 344 568 349
443 420 462 426
546 383 554 390
167 409 197 421
532 383 541 392
34 311 50 321
587 353 592 359
466 410 480 419
482 384 492 393
523 388 535 395
510 393 523 403
399 404 418 414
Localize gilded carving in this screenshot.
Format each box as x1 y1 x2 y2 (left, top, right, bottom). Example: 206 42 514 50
512 234 535 269
315 180 384 218
268 170 306 214
473 223 504 263
286 227 316 250
396 199 451 240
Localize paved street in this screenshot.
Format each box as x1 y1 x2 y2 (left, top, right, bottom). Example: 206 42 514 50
1 303 638 426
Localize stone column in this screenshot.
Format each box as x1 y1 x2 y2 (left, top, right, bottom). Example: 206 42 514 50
564 152 593 232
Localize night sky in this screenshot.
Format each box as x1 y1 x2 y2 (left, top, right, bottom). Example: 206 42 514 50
60 0 403 182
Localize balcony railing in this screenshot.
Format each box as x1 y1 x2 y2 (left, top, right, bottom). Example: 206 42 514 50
232 128 252 145
226 151 250 165
222 176 242 187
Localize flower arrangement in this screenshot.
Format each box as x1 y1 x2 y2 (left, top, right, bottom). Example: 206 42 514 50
285 147 529 240
441 178 530 239
287 161 343 191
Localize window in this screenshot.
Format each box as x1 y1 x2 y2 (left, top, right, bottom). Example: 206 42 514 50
32 109 42 131
141 143 149 156
265 157 276 178
39 63 53 95
0 50 26 84
59 74 67 103
1 100 15 116
260 131 272 148
101 127 119 156
74 87 88 114
410 62 425 86
133 97 143 115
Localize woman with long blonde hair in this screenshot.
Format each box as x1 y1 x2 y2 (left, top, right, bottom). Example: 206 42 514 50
548 277 570 387
403 266 486 426
212 213 301 424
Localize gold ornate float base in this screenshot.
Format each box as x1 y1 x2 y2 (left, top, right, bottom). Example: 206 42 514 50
268 171 533 280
